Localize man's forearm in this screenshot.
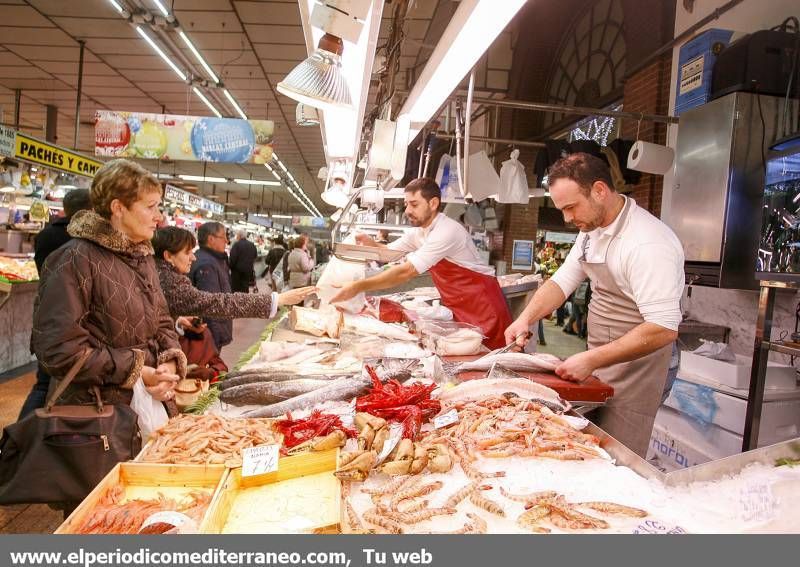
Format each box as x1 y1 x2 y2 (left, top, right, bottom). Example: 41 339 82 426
353 262 418 293
517 280 568 325
587 322 677 369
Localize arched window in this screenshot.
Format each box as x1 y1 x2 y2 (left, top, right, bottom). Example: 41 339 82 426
544 0 626 130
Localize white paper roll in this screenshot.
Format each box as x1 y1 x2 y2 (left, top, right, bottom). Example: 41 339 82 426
627 141 674 175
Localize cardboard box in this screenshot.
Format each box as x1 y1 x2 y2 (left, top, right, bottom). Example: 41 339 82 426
679 351 797 390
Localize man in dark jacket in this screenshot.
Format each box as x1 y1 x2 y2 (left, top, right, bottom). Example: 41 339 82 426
261 236 286 289
189 222 233 351
19 189 91 418
33 189 91 274
229 229 258 293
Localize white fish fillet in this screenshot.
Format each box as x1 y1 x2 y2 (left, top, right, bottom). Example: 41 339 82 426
457 351 561 373
436 377 570 411
343 314 416 341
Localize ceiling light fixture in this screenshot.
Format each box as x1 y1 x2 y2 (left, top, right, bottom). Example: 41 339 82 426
193 87 222 117
223 89 248 120
151 0 170 17
278 33 352 111
178 175 227 183
233 179 281 186
107 0 125 14
264 164 281 180
135 26 187 82
401 0 526 127
272 214 293 219
180 31 220 84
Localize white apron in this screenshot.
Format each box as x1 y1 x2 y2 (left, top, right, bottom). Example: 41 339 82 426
580 198 671 457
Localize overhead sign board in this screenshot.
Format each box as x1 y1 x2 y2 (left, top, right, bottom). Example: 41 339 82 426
164 183 224 215
14 133 102 177
95 110 274 164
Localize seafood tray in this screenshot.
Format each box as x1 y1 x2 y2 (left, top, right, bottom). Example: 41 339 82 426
56 463 227 534
200 449 341 534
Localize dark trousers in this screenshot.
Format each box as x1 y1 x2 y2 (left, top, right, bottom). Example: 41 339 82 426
18 364 51 419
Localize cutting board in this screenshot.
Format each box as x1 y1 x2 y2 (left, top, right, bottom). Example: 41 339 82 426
445 355 614 404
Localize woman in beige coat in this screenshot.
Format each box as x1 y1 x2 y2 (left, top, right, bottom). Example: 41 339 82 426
287 234 315 288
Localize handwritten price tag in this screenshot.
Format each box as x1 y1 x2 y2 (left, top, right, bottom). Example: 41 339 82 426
241 444 279 477
739 482 776 523
377 423 404 464
434 409 459 429
631 519 688 534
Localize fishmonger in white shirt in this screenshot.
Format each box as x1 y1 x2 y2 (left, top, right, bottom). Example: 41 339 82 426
506 153 684 457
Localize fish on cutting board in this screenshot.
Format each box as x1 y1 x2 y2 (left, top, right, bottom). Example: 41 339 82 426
457 351 562 373
435 377 571 413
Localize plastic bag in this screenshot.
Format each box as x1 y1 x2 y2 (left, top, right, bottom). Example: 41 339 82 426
417 320 485 356
317 256 367 312
466 150 501 201
498 149 529 204
464 203 483 229
665 378 718 427
692 339 736 362
271 251 288 292
131 378 169 443
438 154 465 203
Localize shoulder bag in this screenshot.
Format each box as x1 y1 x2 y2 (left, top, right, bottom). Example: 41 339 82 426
0 350 142 505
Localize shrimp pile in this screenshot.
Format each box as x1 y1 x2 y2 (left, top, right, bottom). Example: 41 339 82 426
423 396 603 462
75 485 212 534
503 489 648 533
139 414 280 466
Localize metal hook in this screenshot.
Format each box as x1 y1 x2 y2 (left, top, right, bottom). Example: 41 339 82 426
635 113 644 141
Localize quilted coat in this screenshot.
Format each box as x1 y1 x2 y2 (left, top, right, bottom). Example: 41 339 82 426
31 210 186 406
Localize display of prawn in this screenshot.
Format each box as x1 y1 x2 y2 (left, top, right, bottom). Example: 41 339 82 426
75 485 212 534
274 410 356 455
423 395 603 463
499 489 648 533
138 414 280 466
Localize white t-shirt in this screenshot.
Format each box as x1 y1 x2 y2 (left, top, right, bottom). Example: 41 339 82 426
549 196 684 331
388 213 494 276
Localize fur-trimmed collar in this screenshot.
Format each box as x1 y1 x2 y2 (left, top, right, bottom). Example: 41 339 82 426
67 210 154 258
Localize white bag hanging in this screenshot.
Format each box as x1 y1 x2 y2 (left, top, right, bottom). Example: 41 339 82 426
498 149 529 204
466 150 501 202
131 378 169 443
464 203 483 228
440 154 465 203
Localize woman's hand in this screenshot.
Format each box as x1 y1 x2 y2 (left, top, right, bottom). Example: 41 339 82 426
176 316 194 330
277 286 318 306
142 365 180 387
145 380 177 402
176 317 206 333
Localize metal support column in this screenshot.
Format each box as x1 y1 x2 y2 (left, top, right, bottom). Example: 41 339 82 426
13 89 21 130
743 284 776 451
74 40 85 149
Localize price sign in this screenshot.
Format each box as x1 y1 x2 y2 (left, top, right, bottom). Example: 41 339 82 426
631 519 688 534
242 444 279 477
434 409 459 429
377 423 404 464
739 482 776 523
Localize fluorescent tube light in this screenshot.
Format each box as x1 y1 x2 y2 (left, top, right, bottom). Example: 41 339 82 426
151 0 170 17
272 214 293 219
401 0 525 126
178 175 227 183
107 0 125 13
180 31 220 84
136 26 187 82
234 179 281 186
193 87 222 117
223 89 248 120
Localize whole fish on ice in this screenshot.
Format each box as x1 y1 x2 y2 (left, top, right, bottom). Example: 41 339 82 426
456 351 562 373
243 375 374 418
436 377 571 413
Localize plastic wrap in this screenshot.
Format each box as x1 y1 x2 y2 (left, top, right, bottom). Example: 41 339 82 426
665 378 718 427
417 320 485 356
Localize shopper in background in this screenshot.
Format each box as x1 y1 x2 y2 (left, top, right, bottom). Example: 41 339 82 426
189 222 233 351
31 158 185 412
288 233 315 289
19 189 93 418
261 236 286 289
153 227 315 369
229 229 258 293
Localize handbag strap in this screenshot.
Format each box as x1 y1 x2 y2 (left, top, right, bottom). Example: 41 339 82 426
44 349 93 412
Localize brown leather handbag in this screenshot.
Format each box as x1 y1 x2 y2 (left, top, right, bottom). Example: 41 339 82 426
0 350 141 505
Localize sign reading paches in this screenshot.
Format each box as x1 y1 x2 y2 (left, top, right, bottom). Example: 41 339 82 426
95 110 274 164
14 133 102 177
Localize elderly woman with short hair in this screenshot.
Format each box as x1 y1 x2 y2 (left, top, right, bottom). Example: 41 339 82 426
32 158 185 407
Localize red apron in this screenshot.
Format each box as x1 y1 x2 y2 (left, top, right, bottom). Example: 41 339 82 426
429 258 512 349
